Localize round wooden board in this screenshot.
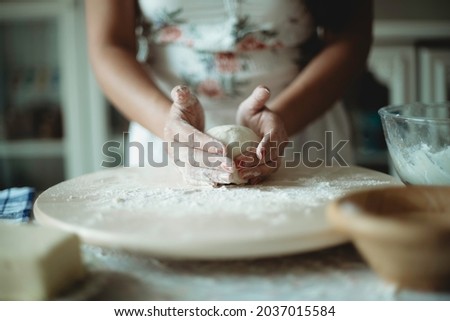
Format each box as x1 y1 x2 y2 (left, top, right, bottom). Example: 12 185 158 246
34 164 401 259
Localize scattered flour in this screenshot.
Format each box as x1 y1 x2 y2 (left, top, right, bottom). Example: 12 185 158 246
49 170 392 226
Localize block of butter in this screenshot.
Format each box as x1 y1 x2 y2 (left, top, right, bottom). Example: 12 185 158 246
0 223 85 300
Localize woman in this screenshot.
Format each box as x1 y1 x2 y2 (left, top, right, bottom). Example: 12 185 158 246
85 0 373 185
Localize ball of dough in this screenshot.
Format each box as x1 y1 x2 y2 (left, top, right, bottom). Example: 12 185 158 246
206 125 260 159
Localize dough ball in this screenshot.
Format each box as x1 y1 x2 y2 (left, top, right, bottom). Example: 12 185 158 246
206 125 260 159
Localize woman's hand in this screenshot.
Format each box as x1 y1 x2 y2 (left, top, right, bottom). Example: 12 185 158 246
164 86 239 185
236 86 289 184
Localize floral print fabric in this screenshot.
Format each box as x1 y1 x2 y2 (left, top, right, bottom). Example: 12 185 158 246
137 0 315 102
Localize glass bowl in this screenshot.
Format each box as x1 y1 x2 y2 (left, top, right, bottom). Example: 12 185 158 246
379 102 450 185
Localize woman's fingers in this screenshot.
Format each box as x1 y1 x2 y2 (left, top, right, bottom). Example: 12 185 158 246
257 131 272 162
238 160 280 185
234 147 259 168
257 128 288 163
239 86 271 115
174 146 234 172
237 85 288 163
235 128 287 169
170 85 198 109
166 85 226 155
181 164 241 185
170 142 237 185
167 84 285 185
166 121 225 155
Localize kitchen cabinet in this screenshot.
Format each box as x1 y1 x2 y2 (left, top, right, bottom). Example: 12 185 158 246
368 46 417 105
419 47 450 102
85 71 128 173
351 20 450 172
0 0 90 190
0 0 127 190
351 46 416 172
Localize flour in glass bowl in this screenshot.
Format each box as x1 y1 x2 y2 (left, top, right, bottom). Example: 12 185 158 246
389 143 450 185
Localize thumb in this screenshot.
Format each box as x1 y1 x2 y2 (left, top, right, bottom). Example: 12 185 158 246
171 85 198 109
239 85 271 114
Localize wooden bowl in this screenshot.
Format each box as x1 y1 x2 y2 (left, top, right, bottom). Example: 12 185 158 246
327 186 450 291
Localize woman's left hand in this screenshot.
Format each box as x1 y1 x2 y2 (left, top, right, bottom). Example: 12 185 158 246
236 86 289 184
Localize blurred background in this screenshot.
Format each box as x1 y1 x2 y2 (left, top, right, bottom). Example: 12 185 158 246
0 0 449 191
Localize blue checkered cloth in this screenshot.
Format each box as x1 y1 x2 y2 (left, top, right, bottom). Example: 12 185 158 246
0 187 35 223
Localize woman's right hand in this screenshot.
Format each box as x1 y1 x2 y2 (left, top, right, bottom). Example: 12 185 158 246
164 86 238 185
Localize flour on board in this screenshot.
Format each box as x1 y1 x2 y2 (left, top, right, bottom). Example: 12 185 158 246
48 171 392 226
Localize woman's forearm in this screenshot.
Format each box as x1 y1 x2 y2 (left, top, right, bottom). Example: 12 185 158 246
270 1 373 136
270 37 370 136
89 46 171 138
85 0 170 138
